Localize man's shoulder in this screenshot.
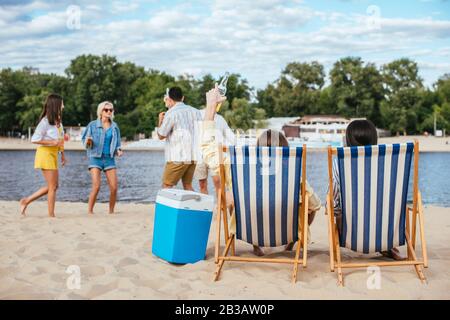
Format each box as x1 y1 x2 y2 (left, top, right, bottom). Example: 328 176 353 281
183 104 200 111
180 104 202 117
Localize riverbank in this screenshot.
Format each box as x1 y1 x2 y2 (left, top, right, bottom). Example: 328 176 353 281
0 201 448 299
1 135 449 152
0 138 164 151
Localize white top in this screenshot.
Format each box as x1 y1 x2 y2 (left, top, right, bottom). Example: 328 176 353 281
31 117 64 142
198 109 235 147
157 102 202 162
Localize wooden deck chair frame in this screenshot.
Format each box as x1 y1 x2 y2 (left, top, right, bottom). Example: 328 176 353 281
326 141 428 286
214 145 309 283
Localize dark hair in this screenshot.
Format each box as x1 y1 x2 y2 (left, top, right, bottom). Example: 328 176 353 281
257 129 289 147
39 93 63 125
345 119 378 147
168 87 183 102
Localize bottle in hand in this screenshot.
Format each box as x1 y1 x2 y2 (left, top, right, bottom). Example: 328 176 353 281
86 136 93 149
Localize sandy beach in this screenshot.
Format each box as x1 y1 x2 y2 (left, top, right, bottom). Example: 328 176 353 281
0 200 448 300
0 138 156 151
1 135 450 152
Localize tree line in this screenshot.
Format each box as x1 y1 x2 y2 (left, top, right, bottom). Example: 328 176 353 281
1 54 449 139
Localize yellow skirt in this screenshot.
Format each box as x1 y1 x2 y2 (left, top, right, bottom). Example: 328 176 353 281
35 146 59 170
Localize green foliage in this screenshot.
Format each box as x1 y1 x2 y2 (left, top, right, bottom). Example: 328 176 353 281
1 55 449 138
329 57 385 124
224 98 266 131
258 61 324 117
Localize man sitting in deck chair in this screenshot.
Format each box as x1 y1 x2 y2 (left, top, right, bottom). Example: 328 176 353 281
327 120 428 286
201 85 320 282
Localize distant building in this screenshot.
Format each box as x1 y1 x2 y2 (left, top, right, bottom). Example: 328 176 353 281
266 117 300 132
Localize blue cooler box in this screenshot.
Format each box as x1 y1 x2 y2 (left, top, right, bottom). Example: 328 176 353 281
152 189 214 264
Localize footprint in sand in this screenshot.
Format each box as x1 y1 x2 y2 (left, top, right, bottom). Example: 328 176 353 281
117 257 139 268
30 253 58 262
75 242 93 250
85 281 119 299
82 265 106 277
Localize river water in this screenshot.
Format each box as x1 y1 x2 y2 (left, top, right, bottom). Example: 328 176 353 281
1 150 449 207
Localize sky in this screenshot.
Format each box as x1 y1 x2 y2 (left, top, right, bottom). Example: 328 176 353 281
0 0 449 89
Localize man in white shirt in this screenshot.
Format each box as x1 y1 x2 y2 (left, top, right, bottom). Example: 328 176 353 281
195 108 235 195
157 87 202 190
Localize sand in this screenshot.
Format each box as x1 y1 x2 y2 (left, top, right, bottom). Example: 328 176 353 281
1 135 449 152
0 200 449 300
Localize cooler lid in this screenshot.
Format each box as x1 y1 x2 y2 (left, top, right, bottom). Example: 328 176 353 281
156 189 214 212
158 189 202 202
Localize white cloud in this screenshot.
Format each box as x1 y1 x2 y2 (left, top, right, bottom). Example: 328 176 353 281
0 0 449 89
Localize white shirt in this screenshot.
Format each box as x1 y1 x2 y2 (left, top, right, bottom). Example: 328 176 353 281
157 102 202 162
198 109 235 147
31 117 64 142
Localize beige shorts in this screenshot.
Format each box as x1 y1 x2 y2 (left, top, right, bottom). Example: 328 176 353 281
194 162 211 180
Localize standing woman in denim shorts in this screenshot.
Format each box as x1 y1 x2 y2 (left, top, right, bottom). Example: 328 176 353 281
82 101 123 214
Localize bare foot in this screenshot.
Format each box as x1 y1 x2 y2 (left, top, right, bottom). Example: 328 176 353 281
381 248 406 261
285 242 295 251
19 198 28 216
252 245 264 257
48 214 56 218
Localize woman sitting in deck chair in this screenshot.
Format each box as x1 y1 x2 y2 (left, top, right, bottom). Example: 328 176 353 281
253 130 321 256
327 119 428 286
332 119 404 260
201 85 321 257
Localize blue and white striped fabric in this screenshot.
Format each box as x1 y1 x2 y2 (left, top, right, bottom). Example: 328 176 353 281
336 143 414 253
229 146 303 247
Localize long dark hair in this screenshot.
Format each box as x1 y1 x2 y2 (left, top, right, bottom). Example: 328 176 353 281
345 119 378 146
39 94 63 125
257 129 289 147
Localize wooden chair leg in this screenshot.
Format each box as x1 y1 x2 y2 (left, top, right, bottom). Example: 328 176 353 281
214 192 223 264
292 239 302 283
231 237 236 257
326 195 335 272
405 231 426 283
334 225 343 286
302 197 309 267
418 192 428 268
411 206 417 249
213 234 234 282
406 208 413 260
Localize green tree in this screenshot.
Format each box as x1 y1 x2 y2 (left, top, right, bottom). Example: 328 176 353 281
16 91 49 130
0 68 33 133
329 57 384 124
256 61 325 117
66 54 144 125
224 98 266 131
381 58 424 134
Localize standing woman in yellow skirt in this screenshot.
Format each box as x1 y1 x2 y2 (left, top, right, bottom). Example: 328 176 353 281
20 94 66 217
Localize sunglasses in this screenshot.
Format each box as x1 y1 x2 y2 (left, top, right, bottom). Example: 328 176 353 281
103 108 114 113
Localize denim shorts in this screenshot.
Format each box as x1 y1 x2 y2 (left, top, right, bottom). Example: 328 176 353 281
88 155 116 171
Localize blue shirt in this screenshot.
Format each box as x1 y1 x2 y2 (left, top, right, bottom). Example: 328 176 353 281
102 127 113 157
82 119 122 158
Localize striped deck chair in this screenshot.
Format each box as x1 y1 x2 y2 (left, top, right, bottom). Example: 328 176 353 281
326 141 428 286
214 145 309 283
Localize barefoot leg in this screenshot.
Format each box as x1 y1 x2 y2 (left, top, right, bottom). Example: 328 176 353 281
20 185 50 216
42 169 58 218
252 245 265 257
105 169 118 214
88 168 101 214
